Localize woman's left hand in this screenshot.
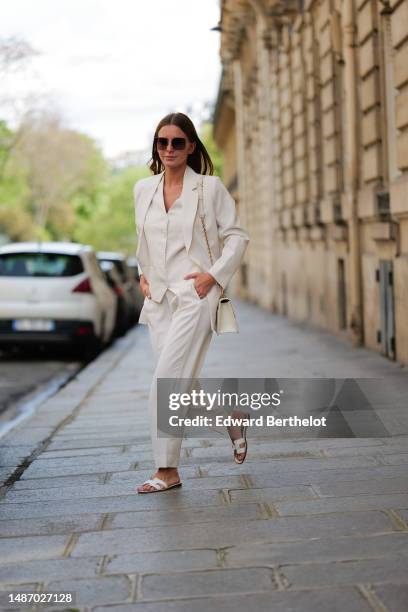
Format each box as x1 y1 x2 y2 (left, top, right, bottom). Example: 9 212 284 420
184 272 218 299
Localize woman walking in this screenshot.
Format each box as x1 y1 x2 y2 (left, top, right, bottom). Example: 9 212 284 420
134 112 250 493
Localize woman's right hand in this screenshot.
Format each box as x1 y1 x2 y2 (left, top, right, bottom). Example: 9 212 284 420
140 274 151 299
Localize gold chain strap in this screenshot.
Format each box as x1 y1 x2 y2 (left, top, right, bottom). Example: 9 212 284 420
197 178 224 297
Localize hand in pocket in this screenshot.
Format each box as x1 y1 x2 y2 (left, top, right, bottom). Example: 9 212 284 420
140 274 151 299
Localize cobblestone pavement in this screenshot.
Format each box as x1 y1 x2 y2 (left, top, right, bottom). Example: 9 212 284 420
0 299 407 611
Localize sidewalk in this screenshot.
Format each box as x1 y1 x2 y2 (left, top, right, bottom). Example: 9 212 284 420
0 299 408 612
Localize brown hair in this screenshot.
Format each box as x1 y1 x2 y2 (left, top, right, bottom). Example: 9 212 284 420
148 112 214 175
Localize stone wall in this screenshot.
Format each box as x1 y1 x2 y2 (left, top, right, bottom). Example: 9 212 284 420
214 0 408 365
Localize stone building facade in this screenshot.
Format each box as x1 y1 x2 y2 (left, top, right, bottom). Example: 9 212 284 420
213 0 408 364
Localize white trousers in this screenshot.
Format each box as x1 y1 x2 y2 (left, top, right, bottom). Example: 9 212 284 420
143 278 213 467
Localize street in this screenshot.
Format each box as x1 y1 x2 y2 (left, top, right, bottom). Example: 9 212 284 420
0 298 407 611
0 351 82 419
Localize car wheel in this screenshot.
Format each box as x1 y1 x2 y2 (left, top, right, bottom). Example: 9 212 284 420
77 334 102 362
90 334 103 356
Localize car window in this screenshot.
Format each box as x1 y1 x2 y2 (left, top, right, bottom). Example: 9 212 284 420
99 259 126 283
0 253 84 277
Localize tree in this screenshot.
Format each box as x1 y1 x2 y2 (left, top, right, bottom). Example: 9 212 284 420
0 37 40 179
14 111 108 240
0 119 34 241
73 165 149 254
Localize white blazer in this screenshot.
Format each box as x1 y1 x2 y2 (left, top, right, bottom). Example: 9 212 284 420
133 164 249 333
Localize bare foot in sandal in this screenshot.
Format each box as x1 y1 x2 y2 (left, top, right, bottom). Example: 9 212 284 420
137 467 181 493
227 410 249 464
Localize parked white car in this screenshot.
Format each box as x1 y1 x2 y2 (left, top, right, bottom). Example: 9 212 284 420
0 242 117 354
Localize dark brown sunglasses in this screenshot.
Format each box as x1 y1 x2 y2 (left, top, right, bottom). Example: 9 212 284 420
155 137 187 150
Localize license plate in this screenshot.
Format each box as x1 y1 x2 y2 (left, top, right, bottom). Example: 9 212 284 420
12 319 56 331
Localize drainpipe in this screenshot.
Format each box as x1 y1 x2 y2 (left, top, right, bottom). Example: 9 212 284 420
343 0 363 346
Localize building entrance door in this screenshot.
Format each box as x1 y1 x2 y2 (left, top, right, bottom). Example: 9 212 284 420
377 260 396 360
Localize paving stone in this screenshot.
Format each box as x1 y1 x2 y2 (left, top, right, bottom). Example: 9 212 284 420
373 584 408 612
380 441 408 455
37 446 126 459
53 432 141 441
229 485 316 503
284 438 386 450
0 468 15 482
314 477 408 497
0 557 101 585
373 412 408 436
381 453 408 466
111 503 262 529
225 532 408 566
0 449 31 468
140 568 275 600
200 455 379 476
20 457 136 479
0 490 224 519
396 508 408 525
61 424 138 432
46 439 134 451
11 474 104 490
105 549 217 574
0 445 35 453
71 512 395 557
0 513 103 537
93 588 373 612
323 445 408 457
281 558 408 588
3 428 55 445
127 438 210 450
274 493 408 515
248 465 408 488
45 575 132 607
190 446 321 459
0 535 68 564
0 583 40 610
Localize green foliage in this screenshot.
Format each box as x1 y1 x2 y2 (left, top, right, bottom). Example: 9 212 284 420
0 113 110 243
199 121 223 177
72 165 149 254
0 120 13 170
0 120 34 240
0 116 221 255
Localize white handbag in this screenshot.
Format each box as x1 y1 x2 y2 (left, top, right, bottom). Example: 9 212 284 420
197 177 239 335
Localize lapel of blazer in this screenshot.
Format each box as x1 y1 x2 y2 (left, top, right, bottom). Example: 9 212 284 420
136 171 164 235
181 164 199 253
136 165 200 256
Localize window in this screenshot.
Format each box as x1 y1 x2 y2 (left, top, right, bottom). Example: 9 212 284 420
0 253 84 277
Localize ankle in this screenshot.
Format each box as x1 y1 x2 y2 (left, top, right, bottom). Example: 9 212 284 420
157 467 178 474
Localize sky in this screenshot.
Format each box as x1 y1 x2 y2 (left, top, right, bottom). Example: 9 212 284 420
1 0 222 158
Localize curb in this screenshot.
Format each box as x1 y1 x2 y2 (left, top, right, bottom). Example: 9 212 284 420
0 326 141 493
